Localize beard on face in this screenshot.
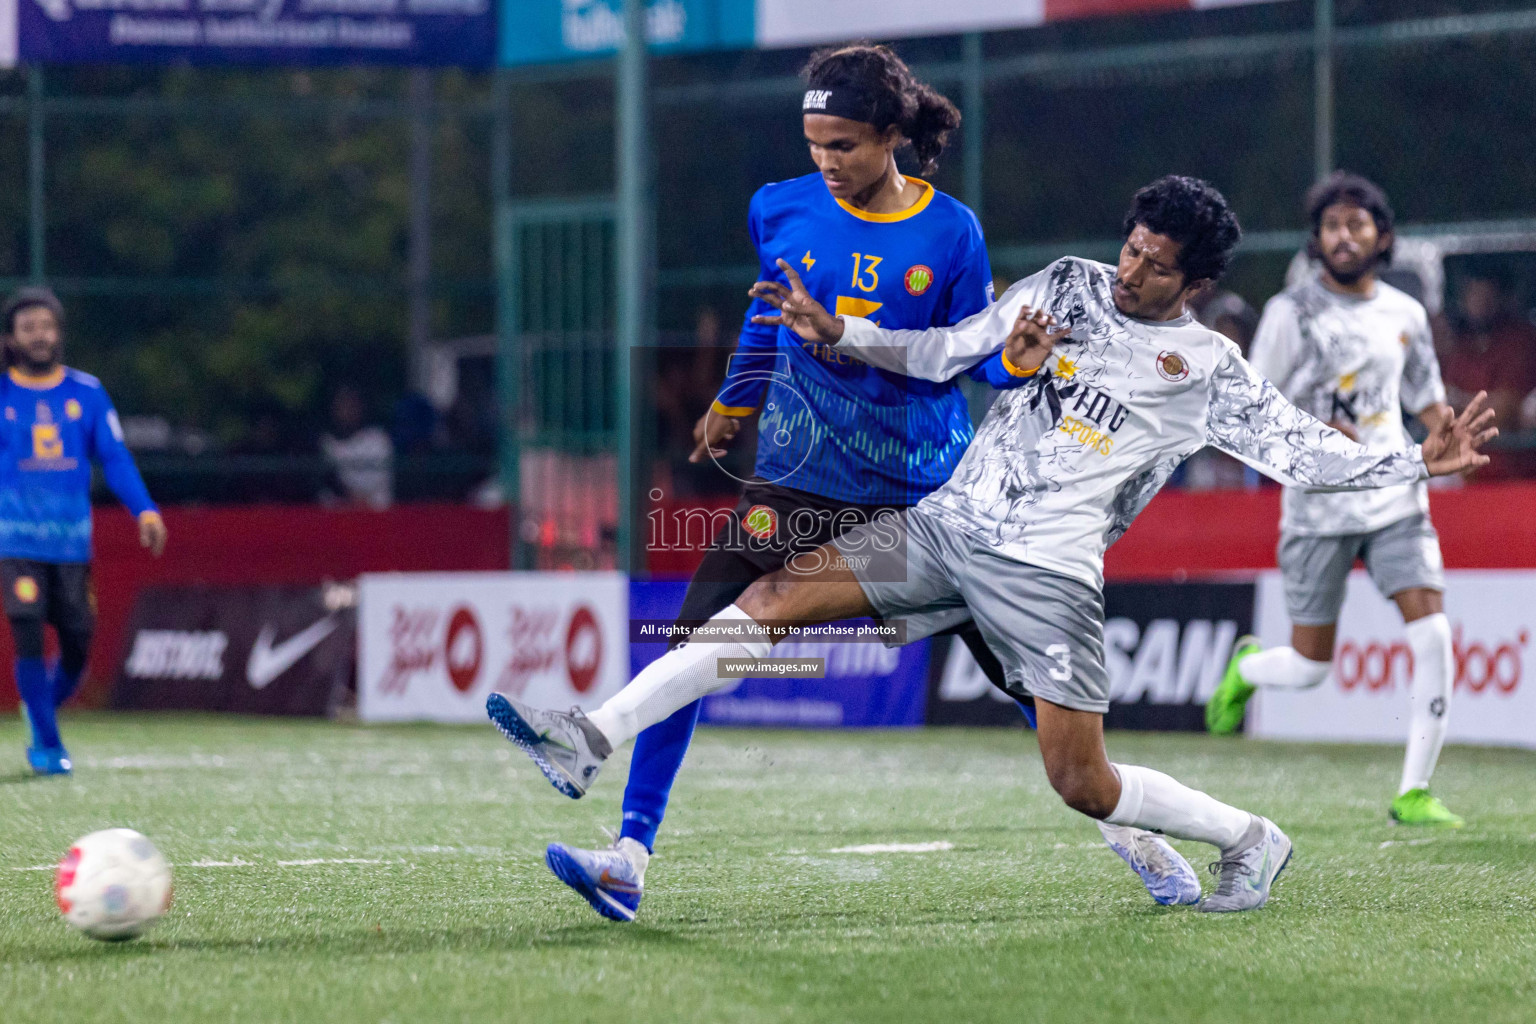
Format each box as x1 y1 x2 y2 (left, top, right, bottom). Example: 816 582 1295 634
1322 246 1378 286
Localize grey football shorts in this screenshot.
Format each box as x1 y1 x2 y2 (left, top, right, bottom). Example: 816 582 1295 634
830 507 1110 714
1279 512 1445 626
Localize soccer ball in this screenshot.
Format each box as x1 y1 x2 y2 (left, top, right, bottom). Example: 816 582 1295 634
55 829 173 941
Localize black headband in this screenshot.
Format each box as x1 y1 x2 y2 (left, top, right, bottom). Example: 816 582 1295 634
802 87 881 125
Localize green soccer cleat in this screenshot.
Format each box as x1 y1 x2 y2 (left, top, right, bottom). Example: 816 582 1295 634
1390 788 1464 828
1205 635 1262 736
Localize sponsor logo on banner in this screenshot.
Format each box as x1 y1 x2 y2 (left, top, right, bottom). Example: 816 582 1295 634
125 630 229 682
928 582 1251 728
113 584 354 715
357 572 627 723
1250 570 1536 748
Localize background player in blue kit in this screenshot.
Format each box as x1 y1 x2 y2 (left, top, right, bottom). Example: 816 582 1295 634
506 44 1201 921
2 287 167 775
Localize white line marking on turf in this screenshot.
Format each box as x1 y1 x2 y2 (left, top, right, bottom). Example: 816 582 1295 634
829 841 954 854
1382 835 1437 853
274 858 388 867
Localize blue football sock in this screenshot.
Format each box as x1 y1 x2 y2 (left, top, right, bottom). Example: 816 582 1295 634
16 657 61 750
50 660 84 708
619 699 703 853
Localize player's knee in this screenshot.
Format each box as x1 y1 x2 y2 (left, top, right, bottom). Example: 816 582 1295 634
737 573 798 621
1045 763 1119 820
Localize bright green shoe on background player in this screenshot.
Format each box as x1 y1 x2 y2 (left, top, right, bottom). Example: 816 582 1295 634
1206 635 1262 735
1390 788 1464 827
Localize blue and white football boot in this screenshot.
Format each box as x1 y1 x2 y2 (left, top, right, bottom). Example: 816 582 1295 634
1098 821 1203 906
485 692 612 798
26 744 72 776
545 835 648 922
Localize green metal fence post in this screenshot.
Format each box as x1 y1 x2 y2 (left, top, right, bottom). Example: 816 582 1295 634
27 67 45 283
962 31 985 226
492 68 525 569
616 0 653 574
1314 0 1335 182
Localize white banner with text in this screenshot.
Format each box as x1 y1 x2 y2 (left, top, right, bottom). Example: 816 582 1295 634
1248 570 1536 749
357 572 628 723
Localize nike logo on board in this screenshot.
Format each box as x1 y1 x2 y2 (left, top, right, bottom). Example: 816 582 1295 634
246 616 339 690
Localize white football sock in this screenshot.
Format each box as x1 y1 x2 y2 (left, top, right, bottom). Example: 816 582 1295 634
1238 646 1331 690
1106 763 1255 854
586 604 772 747
616 837 650 884
1399 613 1453 794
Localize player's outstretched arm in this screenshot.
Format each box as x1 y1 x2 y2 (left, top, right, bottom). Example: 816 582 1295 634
1420 391 1498 477
749 259 844 344
1205 350 1494 489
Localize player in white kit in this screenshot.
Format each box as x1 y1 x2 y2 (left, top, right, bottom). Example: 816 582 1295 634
487 176 1496 911
1204 172 1466 827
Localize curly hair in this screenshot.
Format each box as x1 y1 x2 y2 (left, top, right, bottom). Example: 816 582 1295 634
801 43 961 176
1121 175 1243 285
1305 170 1394 265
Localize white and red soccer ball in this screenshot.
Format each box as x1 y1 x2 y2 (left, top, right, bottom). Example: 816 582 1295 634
55 829 173 940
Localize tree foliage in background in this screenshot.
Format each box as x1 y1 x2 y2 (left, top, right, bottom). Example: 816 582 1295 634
0 0 1530 455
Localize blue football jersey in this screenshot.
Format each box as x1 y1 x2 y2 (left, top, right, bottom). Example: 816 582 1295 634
715 172 1023 506
0 367 156 563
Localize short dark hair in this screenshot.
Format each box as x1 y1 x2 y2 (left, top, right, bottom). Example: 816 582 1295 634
1306 170 1394 265
2 286 63 334
802 43 961 176
1121 175 1242 285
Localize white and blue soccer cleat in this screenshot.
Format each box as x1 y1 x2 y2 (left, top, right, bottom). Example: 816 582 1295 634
486 692 612 799
1098 821 1202 906
26 743 72 776
545 836 648 922
1199 815 1293 913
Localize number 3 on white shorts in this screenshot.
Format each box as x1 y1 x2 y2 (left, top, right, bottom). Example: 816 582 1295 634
1045 643 1073 683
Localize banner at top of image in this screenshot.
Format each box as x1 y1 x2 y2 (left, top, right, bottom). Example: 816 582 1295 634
500 0 1289 67
19 0 496 66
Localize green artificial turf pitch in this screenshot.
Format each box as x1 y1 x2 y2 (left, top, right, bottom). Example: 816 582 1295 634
2 714 1534 1024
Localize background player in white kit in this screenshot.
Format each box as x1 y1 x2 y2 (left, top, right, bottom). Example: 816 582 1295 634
1204 172 1466 828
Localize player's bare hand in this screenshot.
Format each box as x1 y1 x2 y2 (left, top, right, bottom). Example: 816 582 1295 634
750 259 844 344
1422 390 1498 477
1325 419 1360 442
138 511 168 558
689 407 745 463
1003 305 1070 376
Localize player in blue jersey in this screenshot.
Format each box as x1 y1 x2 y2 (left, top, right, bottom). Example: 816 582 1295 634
512 45 1200 921
2 288 166 775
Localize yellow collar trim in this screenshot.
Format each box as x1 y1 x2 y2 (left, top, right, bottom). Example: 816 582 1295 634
8 366 64 389
835 177 935 223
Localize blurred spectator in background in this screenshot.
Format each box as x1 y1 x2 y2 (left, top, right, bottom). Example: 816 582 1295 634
652 306 738 499
1444 271 1536 477
1181 287 1261 489
229 400 318 503
1192 288 1260 356
321 383 393 508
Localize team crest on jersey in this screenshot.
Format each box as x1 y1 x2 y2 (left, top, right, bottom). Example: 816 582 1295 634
742 504 778 539
904 265 934 296
1156 351 1189 382
64 399 82 420
13 577 38 604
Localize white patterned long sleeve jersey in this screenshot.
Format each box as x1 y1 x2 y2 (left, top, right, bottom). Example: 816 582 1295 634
1247 274 1445 535
835 257 1428 589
